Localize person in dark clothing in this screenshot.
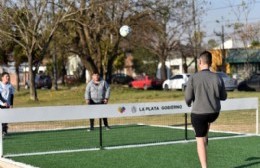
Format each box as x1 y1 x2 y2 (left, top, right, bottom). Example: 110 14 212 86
84 71 111 131
0 72 15 135
185 51 227 168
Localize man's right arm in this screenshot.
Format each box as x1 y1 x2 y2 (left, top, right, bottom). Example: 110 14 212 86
84 84 91 104
0 94 8 106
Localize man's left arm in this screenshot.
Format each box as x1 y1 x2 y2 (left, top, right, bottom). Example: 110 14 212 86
219 78 227 101
184 77 194 107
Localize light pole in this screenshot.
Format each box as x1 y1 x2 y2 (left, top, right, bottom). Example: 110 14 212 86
215 19 226 72
192 0 198 72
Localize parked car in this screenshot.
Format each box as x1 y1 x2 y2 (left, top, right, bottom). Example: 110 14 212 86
129 75 163 90
111 73 133 85
216 72 237 91
64 75 79 85
238 73 260 91
162 74 190 91
25 74 52 89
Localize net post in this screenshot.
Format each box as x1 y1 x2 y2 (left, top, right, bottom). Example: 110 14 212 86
0 123 2 157
99 118 103 149
256 107 259 135
185 113 188 140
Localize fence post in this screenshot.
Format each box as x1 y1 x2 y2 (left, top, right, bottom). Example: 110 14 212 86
256 107 259 135
0 123 2 157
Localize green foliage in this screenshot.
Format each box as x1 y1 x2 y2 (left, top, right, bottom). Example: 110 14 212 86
0 48 8 64
207 39 218 49
132 47 158 76
113 53 125 72
251 40 260 47
232 22 244 30
13 45 28 65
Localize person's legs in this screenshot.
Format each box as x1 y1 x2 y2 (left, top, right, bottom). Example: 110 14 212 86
103 118 108 127
2 123 8 134
205 123 211 145
89 119 94 130
191 113 209 168
1 106 8 134
103 118 110 130
196 137 207 168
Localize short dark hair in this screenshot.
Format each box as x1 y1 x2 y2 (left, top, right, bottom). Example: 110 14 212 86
199 51 212 66
1 72 9 77
92 70 99 75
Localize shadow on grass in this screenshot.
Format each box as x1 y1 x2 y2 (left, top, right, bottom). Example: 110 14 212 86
234 157 260 168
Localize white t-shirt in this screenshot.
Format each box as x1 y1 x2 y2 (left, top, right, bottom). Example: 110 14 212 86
0 81 15 106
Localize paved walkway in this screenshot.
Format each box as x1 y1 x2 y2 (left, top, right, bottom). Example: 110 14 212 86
0 158 35 168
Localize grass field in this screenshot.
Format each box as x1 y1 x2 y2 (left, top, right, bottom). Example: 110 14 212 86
4 84 260 167
3 124 237 156
10 136 260 168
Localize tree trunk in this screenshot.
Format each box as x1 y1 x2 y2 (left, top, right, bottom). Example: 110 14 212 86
15 66 20 91
28 55 38 101
160 61 167 81
159 53 167 80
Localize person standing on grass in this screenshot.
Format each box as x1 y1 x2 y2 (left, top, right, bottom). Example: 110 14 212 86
185 51 227 168
85 71 111 131
0 72 15 136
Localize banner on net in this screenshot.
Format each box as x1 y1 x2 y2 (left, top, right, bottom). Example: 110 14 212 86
0 97 258 123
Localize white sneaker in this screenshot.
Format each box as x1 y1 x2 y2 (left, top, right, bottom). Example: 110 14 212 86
105 126 111 130
87 128 94 132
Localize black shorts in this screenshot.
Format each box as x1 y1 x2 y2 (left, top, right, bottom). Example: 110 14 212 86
191 113 219 137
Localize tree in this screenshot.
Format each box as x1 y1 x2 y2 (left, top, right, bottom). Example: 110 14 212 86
13 45 27 91
63 0 153 82
207 39 218 49
228 0 256 77
133 0 193 80
0 0 78 100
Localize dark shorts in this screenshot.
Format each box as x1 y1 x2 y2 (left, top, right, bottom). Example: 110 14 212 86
191 113 219 137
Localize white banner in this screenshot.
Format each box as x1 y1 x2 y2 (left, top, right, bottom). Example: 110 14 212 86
0 98 258 123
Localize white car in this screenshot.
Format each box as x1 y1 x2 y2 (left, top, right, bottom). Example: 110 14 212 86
162 74 190 91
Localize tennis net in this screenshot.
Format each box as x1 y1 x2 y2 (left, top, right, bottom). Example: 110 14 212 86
0 98 258 157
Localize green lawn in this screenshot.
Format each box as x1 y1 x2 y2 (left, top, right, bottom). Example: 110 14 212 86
3 124 236 156
12 136 260 168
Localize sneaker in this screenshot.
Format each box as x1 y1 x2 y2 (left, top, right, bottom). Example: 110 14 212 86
2 131 7 137
87 128 94 132
105 126 111 130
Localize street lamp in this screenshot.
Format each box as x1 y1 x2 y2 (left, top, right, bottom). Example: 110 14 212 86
215 19 226 72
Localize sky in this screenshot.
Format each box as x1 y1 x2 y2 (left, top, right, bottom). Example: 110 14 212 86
200 0 260 44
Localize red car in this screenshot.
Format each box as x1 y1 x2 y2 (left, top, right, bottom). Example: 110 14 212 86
129 75 163 90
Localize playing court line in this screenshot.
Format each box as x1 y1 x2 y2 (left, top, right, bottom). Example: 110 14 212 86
5 134 255 158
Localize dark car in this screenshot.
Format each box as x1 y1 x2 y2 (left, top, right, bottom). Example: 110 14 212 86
25 74 52 89
238 73 260 91
111 73 133 85
216 72 237 91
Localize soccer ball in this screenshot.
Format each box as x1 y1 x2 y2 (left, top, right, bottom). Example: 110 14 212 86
119 25 131 37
